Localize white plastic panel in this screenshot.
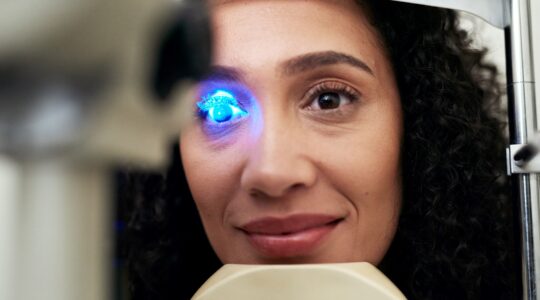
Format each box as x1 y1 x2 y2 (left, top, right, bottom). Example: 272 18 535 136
390 0 509 28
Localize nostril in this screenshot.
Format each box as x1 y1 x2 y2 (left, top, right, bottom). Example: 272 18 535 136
249 190 262 198
290 183 304 191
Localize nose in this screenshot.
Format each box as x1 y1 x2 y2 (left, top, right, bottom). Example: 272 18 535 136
240 115 318 199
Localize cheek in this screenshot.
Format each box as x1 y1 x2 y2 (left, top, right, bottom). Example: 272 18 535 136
313 111 402 262
322 132 402 218
181 129 256 262
314 114 402 202
180 132 243 228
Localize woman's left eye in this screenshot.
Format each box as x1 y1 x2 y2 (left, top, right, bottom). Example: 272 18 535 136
309 92 352 110
197 90 248 124
305 82 360 111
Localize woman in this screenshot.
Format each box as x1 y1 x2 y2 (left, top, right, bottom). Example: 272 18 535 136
125 0 517 299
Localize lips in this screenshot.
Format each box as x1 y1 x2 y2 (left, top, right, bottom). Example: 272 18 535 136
239 214 342 258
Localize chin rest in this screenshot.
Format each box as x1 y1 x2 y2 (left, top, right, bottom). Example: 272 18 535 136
192 262 406 300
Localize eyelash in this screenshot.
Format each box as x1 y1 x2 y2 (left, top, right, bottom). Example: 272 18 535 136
303 81 361 111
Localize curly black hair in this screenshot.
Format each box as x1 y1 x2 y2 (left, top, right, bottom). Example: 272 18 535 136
122 1 518 299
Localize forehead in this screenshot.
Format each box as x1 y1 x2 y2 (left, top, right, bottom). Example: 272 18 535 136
210 0 385 71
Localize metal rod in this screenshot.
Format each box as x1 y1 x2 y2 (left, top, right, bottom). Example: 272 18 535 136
506 0 538 299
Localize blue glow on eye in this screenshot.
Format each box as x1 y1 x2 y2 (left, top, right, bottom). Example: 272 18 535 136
198 89 248 124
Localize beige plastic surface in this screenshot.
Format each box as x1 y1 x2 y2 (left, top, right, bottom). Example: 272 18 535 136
192 262 406 300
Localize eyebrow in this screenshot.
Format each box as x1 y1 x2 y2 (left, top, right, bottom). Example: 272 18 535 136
205 51 374 83
281 51 374 77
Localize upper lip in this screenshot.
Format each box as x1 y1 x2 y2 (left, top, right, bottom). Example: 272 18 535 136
239 214 343 235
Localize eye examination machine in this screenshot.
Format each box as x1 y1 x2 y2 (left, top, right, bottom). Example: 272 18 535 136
0 0 538 299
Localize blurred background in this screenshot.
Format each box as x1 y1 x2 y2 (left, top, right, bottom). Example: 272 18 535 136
0 1 538 299
0 0 211 299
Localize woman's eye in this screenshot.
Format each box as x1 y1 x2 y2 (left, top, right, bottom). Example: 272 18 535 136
308 92 354 110
206 103 246 123
197 90 248 124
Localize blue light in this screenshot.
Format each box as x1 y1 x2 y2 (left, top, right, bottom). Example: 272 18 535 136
198 89 248 124
210 104 233 122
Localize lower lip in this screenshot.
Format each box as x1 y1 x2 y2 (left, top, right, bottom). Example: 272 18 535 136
244 222 339 258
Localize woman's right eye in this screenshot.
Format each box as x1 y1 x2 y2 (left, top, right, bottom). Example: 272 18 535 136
197 90 248 124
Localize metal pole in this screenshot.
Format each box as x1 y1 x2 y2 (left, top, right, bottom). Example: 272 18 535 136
506 0 539 298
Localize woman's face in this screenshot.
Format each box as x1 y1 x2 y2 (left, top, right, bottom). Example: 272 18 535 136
180 0 402 265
